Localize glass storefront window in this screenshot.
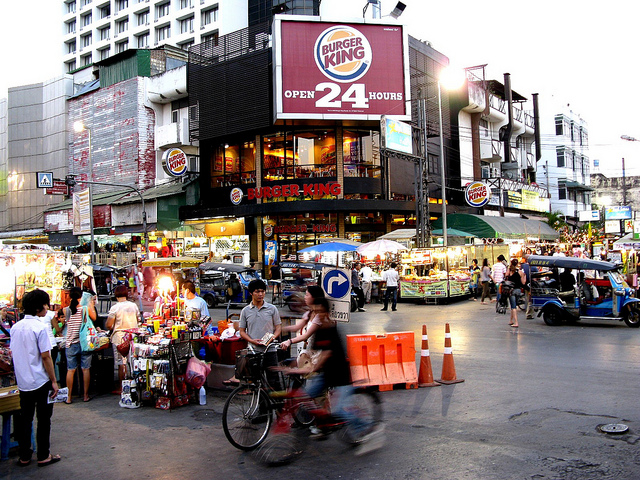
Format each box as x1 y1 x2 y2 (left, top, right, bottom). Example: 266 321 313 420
263 129 336 182
210 140 256 188
345 213 384 225
343 130 381 179
264 213 338 260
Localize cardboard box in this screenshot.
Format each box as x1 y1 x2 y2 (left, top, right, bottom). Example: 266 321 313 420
0 386 20 414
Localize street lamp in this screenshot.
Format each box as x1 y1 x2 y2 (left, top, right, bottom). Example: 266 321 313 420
74 121 95 263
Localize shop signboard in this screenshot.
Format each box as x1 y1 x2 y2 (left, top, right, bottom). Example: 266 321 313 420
624 220 633 233
381 116 412 154
579 210 600 222
321 267 351 322
605 206 632 220
400 279 447 298
161 148 188 177
46 180 69 196
605 220 621 234
464 182 490 208
635 222 640 240
72 187 91 236
273 17 410 121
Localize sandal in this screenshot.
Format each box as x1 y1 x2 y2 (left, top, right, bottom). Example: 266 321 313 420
16 459 31 467
38 454 61 467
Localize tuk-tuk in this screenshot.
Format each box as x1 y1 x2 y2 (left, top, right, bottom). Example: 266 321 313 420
141 256 202 296
529 255 640 328
198 262 261 308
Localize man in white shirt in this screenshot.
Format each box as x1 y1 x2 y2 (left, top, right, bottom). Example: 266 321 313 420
492 255 507 303
10 289 60 467
106 285 141 391
381 262 400 311
181 281 209 320
360 263 374 303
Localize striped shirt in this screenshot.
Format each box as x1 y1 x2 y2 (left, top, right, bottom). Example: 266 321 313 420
65 307 84 348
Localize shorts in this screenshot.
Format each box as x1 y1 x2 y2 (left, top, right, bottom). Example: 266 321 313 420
112 342 128 366
66 342 92 370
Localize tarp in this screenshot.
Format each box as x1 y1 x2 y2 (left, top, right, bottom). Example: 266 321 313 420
432 214 559 241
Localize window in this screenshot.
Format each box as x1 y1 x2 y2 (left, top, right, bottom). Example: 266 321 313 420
136 10 149 25
556 147 565 168
180 16 193 33
66 40 76 54
66 20 76 34
202 31 218 47
211 140 256 188
115 0 128 12
66 60 77 72
178 39 194 51
136 33 149 47
156 24 170 42
66 1 76 14
202 6 218 25
99 47 110 60
115 40 128 53
81 0 92 6
156 2 170 19
172 109 179 123
99 26 110 40
99 4 110 18
116 18 129 33
180 0 192 8
343 130 381 179
81 12 92 27
81 33 92 47
558 185 567 200
81 53 92 66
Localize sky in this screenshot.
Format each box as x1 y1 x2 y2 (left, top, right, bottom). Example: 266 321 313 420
1 0 639 176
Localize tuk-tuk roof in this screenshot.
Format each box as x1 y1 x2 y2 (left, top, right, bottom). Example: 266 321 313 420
141 256 202 268
280 261 333 270
199 262 256 273
528 255 618 272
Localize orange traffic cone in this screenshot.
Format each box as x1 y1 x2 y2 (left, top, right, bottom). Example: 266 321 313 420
418 325 440 387
436 323 464 385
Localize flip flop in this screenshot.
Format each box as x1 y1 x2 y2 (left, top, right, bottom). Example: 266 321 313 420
65 400 72 404
223 379 240 386
83 396 92 402
510 324 519 328
38 455 61 467
16 459 31 467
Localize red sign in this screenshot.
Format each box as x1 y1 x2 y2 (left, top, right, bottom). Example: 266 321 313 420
246 182 341 200
274 224 337 234
274 18 409 120
46 180 69 196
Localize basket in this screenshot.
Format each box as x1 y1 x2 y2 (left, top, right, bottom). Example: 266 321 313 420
235 349 262 381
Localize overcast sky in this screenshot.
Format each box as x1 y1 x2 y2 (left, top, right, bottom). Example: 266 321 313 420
1 0 639 175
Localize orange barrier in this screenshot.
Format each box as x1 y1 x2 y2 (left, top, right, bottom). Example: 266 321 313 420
436 323 464 385
346 332 418 391
418 325 440 388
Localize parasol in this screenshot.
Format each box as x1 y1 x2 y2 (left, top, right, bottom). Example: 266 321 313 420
298 241 359 253
356 239 408 256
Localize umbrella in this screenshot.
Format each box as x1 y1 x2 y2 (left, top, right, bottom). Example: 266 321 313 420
298 241 359 253
356 239 407 256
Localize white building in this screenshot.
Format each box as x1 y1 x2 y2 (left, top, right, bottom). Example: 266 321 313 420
61 0 247 73
539 103 591 221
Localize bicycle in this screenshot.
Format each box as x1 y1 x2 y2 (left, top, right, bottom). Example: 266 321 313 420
222 344 383 459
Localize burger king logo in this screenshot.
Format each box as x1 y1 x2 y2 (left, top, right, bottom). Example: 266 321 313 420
230 187 243 205
464 182 490 207
263 224 274 238
314 25 372 83
161 148 188 177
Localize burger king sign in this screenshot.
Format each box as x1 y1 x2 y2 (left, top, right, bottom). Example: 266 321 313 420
465 182 490 208
162 148 188 177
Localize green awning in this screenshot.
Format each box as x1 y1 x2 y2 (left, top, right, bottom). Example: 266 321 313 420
559 179 594 191
432 214 559 241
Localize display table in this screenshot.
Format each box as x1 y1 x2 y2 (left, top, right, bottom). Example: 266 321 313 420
399 277 471 299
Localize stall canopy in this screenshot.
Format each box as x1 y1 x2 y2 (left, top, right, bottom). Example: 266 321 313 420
613 233 640 249
432 214 559 241
379 228 475 240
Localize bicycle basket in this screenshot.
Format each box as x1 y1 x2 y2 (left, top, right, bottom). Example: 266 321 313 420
235 349 262 381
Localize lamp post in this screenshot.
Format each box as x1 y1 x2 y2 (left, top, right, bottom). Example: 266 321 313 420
437 80 447 248
621 135 638 207
74 122 95 263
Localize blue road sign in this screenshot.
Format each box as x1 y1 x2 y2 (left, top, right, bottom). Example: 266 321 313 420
36 172 53 188
322 269 350 300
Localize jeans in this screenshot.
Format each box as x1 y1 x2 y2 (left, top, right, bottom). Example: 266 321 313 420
17 381 54 462
353 287 365 309
383 286 398 310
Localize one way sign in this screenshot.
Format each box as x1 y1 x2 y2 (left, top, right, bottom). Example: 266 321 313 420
36 172 54 188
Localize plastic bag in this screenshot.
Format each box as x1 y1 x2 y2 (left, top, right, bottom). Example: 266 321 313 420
220 325 236 340
79 307 99 352
185 356 211 389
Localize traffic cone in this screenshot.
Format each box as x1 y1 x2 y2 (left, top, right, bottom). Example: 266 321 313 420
436 323 465 385
418 325 440 387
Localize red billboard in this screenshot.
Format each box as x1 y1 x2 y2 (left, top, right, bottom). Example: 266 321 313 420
273 17 410 120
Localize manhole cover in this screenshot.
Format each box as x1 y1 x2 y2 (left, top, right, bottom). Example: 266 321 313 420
600 423 629 434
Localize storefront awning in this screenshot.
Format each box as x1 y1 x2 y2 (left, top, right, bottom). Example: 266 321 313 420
432 214 559 241
559 179 594 191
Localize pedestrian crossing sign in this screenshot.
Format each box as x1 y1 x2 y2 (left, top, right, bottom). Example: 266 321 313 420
36 172 54 188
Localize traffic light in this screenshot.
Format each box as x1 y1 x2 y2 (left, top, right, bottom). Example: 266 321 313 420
65 175 76 187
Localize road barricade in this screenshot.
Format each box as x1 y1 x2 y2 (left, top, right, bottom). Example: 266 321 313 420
346 331 418 391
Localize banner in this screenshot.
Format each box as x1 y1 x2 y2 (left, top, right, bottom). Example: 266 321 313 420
73 188 91 236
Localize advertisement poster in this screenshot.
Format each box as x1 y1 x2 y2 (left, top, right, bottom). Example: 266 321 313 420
274 18 410 120
400 279 448 298
264 240 278 266
72 188 91 236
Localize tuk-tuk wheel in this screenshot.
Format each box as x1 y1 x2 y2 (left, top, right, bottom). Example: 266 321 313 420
543 307 563 326
624 305 640 328
203 294 217 309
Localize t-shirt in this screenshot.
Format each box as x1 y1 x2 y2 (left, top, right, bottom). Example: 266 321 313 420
351 269 361 288
382 268 399 287
239 301 281 352
39 310 57 349
360 266 373 283
108 300 140 344
10 315 52 391
183 295 209 318
313 324 351 388
65 307 84 348
492 262 507 283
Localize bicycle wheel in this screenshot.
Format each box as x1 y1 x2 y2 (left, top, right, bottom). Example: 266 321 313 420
517 293 527 311
339 390 383 445
222 385 273 450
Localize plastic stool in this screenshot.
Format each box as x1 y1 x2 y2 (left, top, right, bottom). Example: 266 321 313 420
1 411 35 461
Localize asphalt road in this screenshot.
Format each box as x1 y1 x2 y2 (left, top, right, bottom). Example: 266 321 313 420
2 298 639 479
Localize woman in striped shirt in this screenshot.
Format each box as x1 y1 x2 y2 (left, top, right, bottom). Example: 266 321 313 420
62 287 94 403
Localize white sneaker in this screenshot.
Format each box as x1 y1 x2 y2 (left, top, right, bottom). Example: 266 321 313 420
354 426 386 456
